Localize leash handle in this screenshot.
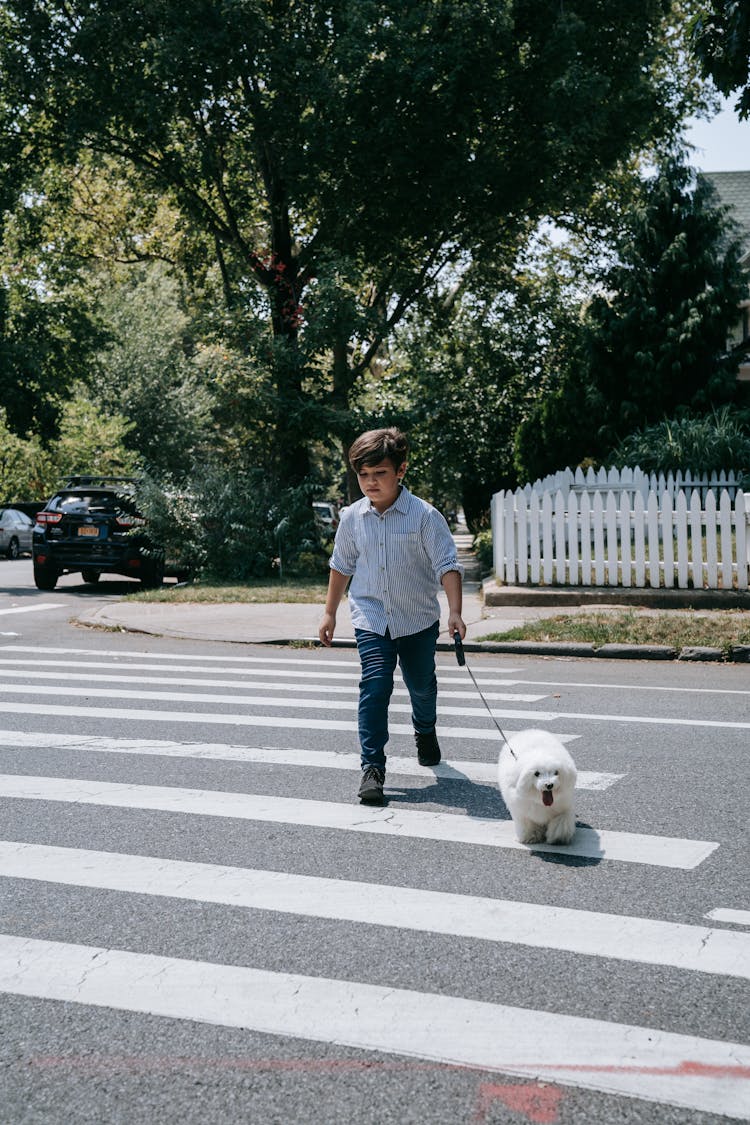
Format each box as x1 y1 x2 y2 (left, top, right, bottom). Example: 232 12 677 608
453 630 466 666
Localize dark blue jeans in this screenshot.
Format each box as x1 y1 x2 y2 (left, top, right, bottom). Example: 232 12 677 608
354 620 440 772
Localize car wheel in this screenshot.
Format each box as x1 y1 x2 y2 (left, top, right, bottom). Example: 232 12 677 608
33 561 59 590
6 537 19 560
141 556 165 588
81 568 101 584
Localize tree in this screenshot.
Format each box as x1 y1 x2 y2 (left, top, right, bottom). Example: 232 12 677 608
388 241 582 528
48 384 137 481
0 183 105 435
91 265 215 476
0 409 51 499
515 156 748 481
691 2 750 117
1 0 690 485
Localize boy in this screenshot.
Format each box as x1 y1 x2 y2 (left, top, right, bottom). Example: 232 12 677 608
319 427 466 802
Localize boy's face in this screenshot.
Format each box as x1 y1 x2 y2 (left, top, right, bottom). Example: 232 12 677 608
357 459 407 513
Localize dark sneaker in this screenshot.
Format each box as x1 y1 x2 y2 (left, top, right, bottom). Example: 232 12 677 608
415 729 441 766
358 766 385 802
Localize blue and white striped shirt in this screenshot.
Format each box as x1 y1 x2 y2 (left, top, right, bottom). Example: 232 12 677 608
329 486 463 638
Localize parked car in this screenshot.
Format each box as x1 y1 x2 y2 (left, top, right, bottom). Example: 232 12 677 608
312 501 339 532
0 508 34 558
32 476 165 591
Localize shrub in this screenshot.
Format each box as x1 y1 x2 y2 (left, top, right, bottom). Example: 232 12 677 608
610 408 750 475
473 528 494 575
138 463 325 582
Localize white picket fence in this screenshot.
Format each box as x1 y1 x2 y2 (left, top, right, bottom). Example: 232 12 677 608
492 471 750 590
530 465 745 504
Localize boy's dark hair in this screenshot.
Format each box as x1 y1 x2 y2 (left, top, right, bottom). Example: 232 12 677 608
348 427 408 473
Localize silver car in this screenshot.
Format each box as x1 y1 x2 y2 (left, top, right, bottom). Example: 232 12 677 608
0 508 34 558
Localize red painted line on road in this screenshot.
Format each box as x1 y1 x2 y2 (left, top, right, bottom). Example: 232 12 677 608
23 1055 750 1080
473 1082 563 1123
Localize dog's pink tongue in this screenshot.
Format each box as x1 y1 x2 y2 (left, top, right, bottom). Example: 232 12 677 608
542 791 554 807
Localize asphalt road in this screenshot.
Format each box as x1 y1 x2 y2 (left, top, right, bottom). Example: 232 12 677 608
0 558 748 1124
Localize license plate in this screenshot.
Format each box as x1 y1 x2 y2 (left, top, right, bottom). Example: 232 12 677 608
77 526 99 537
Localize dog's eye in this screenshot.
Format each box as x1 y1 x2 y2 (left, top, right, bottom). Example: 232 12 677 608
534 771 540 777
554 770 558 775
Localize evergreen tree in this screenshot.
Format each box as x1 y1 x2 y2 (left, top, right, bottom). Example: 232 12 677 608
515 157 747 481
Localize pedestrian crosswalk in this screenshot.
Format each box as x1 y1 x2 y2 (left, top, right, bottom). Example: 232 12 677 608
0 643 747 1122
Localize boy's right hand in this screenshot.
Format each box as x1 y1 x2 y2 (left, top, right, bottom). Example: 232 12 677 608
319 612 336 647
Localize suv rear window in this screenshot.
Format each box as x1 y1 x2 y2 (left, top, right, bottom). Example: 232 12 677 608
48 492 139 515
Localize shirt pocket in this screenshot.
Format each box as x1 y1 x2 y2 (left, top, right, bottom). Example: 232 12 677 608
388 531 421 568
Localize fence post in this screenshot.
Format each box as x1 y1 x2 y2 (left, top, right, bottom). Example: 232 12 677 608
592 493 605 584
542 493 554 584
719 491 733 589
580 492 592 585
504 491 517 584
554 490 566 583
647 492 660 588
633 492 646 587
492 490 504 580
705 492 718 588
568 492 580 585
605 491 618 586
675 492 689 588
736 492 749 591
529 491 541 583
689 491 703 589
662 493 675 589
620 493 632 588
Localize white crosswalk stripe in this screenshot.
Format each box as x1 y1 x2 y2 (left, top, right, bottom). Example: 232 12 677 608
0 731 623 789
1 841 744 977
0 667 548 702
2 933 748 1120
0 642 746 1120
0 773 718 868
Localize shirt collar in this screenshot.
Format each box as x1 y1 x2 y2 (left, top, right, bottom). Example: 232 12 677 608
364 484 411 517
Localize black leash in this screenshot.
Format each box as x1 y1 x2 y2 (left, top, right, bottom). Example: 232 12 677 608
453 631 516 758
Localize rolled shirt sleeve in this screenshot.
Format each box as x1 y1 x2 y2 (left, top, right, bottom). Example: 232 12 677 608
329 506 358 576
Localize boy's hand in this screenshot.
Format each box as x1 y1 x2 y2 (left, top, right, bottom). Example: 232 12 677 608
319 612 336 647
448 612 466 640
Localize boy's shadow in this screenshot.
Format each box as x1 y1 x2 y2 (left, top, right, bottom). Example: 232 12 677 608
384 776 508 820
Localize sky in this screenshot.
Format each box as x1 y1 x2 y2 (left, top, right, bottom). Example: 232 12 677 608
684 95 750 172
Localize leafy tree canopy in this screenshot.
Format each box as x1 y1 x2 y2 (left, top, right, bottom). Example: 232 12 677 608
1 0 692 482
691 1 750 117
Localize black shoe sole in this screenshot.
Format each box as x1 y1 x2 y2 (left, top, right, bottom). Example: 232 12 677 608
359 790 385 803
417 752 441 767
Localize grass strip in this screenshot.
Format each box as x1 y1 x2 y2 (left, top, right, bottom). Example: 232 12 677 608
127 580 327 605
478 610 750 653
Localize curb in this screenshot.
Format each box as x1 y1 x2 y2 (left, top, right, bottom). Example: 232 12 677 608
75 615 750 663
291 637 749 662
482 582 750 610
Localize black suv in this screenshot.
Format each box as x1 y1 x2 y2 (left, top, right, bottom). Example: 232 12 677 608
32 476 165 590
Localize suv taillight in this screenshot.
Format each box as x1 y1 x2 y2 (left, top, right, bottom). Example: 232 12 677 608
36 512 62 525
115 515 146 528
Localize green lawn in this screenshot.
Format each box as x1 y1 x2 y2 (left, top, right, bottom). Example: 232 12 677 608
478 609 750 653
127 579 328 604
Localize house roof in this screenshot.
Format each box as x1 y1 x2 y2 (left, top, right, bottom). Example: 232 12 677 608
702 171 750 261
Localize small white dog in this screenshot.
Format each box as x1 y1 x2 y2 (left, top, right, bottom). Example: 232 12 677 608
498 729 577 845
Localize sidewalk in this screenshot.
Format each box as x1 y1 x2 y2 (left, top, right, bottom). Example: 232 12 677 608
74 529 750 659
75 581 750 659
77 583 556 646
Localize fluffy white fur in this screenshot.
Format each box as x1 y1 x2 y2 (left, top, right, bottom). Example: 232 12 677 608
498 729 577 845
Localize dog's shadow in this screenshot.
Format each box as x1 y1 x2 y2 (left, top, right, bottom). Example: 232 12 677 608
383 778 601 867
